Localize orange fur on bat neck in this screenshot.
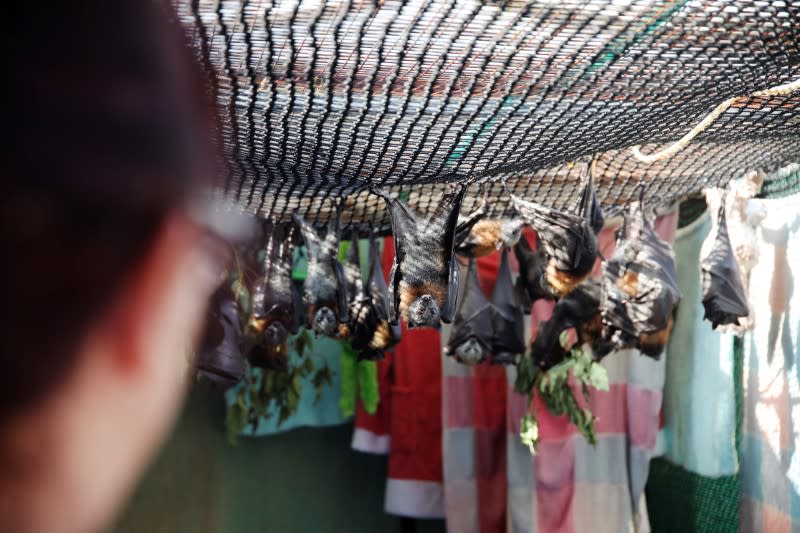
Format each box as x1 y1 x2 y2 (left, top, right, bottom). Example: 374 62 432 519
398 280 447 318
545 263 590 297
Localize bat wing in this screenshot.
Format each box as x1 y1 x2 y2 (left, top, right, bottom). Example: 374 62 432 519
511 193 597 275
490 248 526 360
333 258 350 324
197 286 245 388
513 236 552 305
445 259 492 363
292 212 322 261
344 232 364 302
572 173 605 235
374 189 418 265
387 258 400 325
441 253 460 324
290 279 303 334
700 201 749 327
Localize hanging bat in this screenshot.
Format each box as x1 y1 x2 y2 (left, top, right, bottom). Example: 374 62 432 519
362 232 401 360
529 279 605 370
444 258 493 366
456 218 526 258
197 284 246 388
509 173 604 297
700 188 750 329
293 209 349 338
341 230 381 353
245 221 299 371
489 247 527 365
601 193 681 358
374 184 466 328
454 195 525 257
514 234 556 310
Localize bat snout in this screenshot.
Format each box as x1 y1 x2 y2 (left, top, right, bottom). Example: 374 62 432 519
313 306 338 337
263 322 289 346
407 294 440 328
454 337 486 366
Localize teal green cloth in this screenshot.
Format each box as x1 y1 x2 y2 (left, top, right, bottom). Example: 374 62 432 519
226 239 376 436
662 211 738 476
226 333 349 436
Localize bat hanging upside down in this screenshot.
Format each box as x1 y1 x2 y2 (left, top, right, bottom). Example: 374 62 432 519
374 184 467 328
293 209 349 338
508 171 604 297
454 198 525 258
246 221 300 370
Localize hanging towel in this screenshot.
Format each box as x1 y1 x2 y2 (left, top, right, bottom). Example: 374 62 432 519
351 237 446 518
740 193 800 532
659 211 738 477
443 212 677 533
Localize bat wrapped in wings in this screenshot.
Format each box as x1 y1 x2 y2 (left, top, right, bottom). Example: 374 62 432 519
197 284 246 388
341 230 381 355
489 248 527 365
245 221 300 370
700 188 750 329
444 258 493 365
361 232 401 360
374 184 467 328
514 234 555 310
601 194 681 358
508 172 604 297
293 210 349 338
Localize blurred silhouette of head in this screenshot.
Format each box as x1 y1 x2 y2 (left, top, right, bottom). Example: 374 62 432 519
1 2 223 532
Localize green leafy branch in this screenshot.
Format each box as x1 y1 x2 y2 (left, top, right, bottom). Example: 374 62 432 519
514 332 609 455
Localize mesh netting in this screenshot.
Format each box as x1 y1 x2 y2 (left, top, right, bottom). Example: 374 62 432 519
174 0 800 231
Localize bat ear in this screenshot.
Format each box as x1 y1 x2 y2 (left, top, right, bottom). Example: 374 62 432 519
441 254 460 324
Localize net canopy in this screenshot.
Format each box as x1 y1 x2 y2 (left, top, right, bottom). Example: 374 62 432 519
174 0 800 232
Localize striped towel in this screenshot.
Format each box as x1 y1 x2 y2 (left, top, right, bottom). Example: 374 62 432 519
443 212 677 533
740 194 800 532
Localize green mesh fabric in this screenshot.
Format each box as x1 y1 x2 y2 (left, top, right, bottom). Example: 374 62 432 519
646 309 745 532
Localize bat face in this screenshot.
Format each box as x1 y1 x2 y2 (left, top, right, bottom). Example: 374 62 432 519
454 337 488 366
500 219 525 248
313 306 338 337
405 291 441 328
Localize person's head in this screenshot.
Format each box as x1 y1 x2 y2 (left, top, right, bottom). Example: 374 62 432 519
1 2 225 532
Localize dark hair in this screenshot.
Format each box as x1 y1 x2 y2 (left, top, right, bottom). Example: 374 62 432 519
1 1 215 420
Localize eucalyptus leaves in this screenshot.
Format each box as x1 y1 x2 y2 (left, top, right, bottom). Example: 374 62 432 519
515 332 609 454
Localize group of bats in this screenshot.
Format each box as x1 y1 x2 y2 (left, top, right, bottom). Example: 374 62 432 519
196 176 753 387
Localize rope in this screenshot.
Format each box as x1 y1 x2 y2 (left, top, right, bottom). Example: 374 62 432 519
632 77 800 163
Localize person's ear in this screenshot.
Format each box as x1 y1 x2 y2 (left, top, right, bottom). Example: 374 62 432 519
101 212 224 378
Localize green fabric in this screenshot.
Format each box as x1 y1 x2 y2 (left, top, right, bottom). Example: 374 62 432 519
646 335 744 532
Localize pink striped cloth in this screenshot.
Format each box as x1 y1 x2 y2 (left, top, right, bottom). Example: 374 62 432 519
443 212 678 533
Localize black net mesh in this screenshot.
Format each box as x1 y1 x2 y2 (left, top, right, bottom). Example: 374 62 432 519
174 0 800 231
